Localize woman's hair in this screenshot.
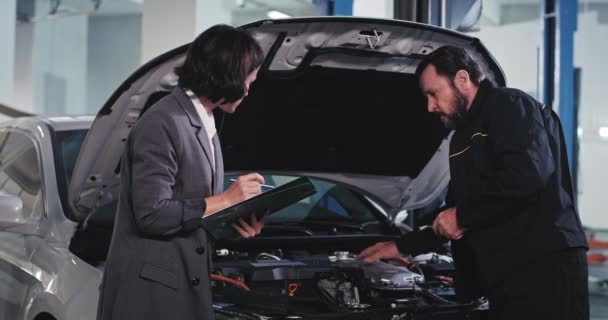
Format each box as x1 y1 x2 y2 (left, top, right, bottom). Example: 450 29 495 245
175 24 264 103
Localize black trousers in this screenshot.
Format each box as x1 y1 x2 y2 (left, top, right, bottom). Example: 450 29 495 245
486 248 589 320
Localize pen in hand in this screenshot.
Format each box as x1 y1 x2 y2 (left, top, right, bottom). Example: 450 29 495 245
229 178 275 190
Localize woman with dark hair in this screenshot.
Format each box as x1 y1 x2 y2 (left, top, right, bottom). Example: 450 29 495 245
175 24 265 108
97 25 266 320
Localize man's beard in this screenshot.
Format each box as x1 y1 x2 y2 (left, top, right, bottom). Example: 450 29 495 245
437 92 468 130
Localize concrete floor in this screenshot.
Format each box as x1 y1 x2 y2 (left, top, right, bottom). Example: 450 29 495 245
591 294 608 320
589 251 608 319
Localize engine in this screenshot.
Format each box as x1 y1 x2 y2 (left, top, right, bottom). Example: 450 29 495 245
211 249 487 320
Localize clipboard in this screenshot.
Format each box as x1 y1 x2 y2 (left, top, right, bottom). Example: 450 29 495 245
201 177 316 240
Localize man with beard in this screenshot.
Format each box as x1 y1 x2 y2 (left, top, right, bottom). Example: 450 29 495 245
357 45 589 320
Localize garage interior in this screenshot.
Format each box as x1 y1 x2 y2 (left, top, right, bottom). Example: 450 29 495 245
0 0 606 319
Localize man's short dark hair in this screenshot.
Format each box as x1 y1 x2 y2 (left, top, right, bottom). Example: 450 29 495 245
415 45 483 86
175 24 264 103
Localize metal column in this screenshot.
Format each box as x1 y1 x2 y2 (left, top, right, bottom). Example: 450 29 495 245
314 0 353 16
542 0 578 188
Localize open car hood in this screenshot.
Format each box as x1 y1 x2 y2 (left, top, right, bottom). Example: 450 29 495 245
68 17 505 223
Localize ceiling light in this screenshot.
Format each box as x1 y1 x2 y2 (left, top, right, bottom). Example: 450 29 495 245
267 10 290 19
599 127 608 139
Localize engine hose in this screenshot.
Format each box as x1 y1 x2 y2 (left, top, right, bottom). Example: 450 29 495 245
213 306 260 320
211 274 251 291
419 288 457 305
291 310 377 320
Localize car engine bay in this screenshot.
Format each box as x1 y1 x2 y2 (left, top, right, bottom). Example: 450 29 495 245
211 248 488 320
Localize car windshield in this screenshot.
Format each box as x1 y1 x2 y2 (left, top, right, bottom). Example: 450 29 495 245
52 129 89 220
223 174 381 224
51 129 383 226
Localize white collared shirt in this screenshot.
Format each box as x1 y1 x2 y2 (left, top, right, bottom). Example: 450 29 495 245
185 89 217 170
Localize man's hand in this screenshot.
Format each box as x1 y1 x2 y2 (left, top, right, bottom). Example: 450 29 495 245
432 207 465 240
356 241 400 264
232 213 266 239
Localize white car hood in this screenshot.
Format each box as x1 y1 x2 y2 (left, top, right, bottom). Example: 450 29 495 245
68 17 505 222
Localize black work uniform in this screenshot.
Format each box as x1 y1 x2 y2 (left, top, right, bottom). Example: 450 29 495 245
399 80 589 320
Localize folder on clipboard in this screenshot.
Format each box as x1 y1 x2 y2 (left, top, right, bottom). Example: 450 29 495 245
201 177 316 240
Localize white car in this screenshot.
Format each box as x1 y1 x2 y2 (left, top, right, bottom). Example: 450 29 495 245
0 17 511 320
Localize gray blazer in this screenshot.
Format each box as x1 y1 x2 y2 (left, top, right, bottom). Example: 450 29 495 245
97 87 223 320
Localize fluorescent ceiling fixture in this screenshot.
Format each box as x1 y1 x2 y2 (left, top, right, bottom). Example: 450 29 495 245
129 0 144 4
599 127 608 138
577 127 583 138
267 10 290 19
